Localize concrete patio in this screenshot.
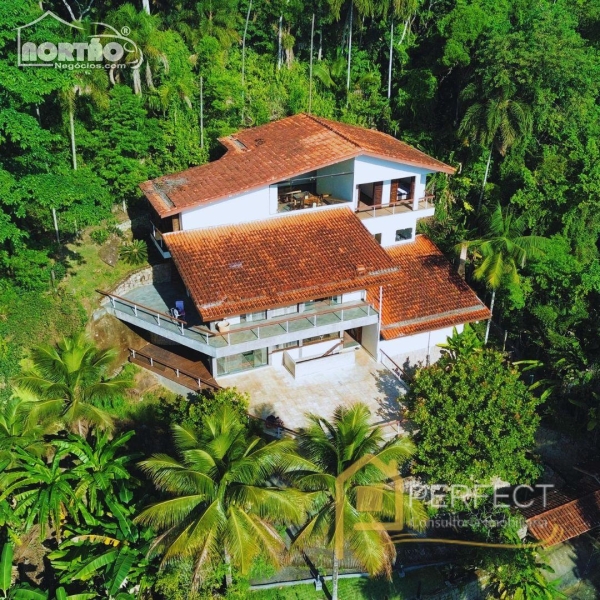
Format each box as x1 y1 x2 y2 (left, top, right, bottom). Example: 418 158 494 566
217 348 407 431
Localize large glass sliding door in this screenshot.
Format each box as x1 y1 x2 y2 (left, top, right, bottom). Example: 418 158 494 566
216 348 268 376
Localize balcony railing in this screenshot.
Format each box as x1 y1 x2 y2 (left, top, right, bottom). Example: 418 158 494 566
355 195 434 219
128 347 221 391
98 290 378 351
150 222 171 258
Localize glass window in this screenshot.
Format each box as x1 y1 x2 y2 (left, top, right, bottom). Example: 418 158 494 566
395 228 413 241
216 349 268 375
240 311 267 323
270 305 299 318
374 233 382 245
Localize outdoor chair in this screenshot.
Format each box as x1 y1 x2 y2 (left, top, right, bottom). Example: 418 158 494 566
175 300 185 320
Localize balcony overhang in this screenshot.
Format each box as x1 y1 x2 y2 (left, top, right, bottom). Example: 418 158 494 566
103 293 379 359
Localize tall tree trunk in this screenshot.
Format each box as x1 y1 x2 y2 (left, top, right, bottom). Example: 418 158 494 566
484 288 496 345
69 105 77 171
478 148 492 212
458 242 467 278
277 15 283 70
346 4 353 100
388 21 393 99
318 30 322 61
331 551 340 600
241 0 252 124
142 0 150 14
309 13 315 114
200 75 204 148
224 548 233 587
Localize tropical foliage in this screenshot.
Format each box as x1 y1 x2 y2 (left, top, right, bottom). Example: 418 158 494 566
406 344 543 485
293 403 426 600
0 0 598 595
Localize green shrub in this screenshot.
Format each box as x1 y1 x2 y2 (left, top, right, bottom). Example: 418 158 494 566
152 388 250 431
119 239 148 265
90 228 110 245
107 224 124 238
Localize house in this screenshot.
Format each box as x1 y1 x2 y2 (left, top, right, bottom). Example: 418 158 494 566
102 114 490 390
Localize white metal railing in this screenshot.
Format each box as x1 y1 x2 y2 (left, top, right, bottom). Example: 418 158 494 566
379 350 411 390
355 195 434 218
98 290 378 350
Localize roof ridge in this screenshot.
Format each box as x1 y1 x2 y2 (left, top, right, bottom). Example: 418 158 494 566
305 114 363 150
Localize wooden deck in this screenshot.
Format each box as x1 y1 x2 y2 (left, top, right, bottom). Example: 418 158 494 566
129 343 220 392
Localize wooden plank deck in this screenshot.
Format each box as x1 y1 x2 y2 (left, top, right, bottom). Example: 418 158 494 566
130 343 220 392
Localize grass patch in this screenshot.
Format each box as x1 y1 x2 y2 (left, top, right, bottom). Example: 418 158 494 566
62 225 148 314
250 568 448 599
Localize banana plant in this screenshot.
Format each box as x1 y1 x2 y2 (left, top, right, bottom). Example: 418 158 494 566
0 543 94 600
49 532 150 599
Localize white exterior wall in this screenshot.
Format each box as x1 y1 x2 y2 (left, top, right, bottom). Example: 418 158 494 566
361 214 419 246
353 156 430 207
380 324 464 359
342 290 364 303
269 337 343 366
180 186 270 230
268 185 278 214
361 323 380 359
316 159 354 201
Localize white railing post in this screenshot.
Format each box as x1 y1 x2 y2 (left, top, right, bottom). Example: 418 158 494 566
180 322 184 335
257 326 260 339
133 305 138 317
131 349 136 359
110 296 115 308
341 308 344 321
367 305 371 316
157 314 161 326
227 332 231 345
176 369 179 377
285 321 289 333
150 357 153 367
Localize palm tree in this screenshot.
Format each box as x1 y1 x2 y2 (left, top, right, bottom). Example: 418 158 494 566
459 84 532 211
106 5 167 96
13 333 131 434
60 67 109 171
459 203 548 344
0 393 56 463
136 406 306 589
292 403 426 600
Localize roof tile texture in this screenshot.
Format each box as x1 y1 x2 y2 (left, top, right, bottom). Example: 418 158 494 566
525 488 600 547
164 208 399 322
142 114 454 217
369 235 490 339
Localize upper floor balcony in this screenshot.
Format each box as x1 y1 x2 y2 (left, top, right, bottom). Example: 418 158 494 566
355 195 435 221
277 190 350 213
98 283 379 359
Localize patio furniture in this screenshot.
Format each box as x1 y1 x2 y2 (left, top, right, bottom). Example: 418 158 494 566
217 320 230 332
175 300 185 319
265 415 285 429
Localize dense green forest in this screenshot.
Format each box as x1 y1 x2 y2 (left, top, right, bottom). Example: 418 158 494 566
2 0 600 418
1 0 600 597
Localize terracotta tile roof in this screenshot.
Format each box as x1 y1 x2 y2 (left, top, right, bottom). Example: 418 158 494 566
141 114 455 217
368 235 490 339
523 487 600 547
163 208 399 322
